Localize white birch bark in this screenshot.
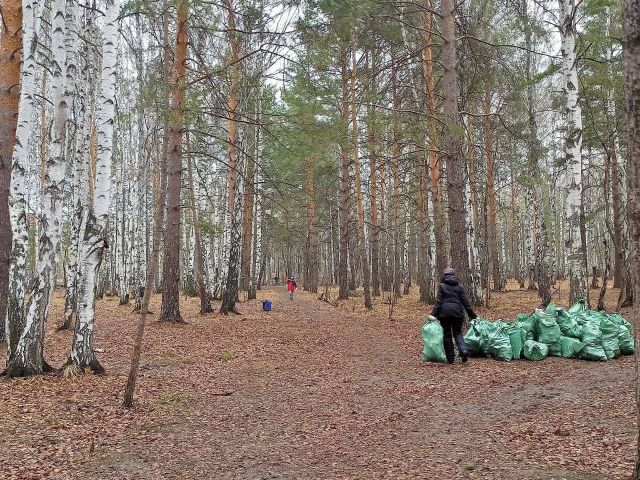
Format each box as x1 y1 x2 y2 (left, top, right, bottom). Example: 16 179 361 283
13 0 72 375
465 166 483 304
6 0 42 375
559 0 586 303
67 0 120 373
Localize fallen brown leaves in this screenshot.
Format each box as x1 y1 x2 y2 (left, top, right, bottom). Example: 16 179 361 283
0 281 635 479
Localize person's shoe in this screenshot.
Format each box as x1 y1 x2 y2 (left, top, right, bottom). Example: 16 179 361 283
461 351 468 363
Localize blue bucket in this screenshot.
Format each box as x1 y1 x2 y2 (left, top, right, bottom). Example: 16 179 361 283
262 300 272 312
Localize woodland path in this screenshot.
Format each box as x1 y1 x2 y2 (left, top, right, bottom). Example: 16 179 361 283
0 286 636 479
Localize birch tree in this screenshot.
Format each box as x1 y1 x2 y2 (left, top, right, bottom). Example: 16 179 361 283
0 0 22 341
5 0 41 375
558 0 587 304
65 0 120 374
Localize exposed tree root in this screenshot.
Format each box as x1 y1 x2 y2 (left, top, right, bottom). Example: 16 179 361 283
61 357 106 376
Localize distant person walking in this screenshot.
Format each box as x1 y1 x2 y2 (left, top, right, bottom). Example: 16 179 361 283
286 276 297 300
430 267 477 364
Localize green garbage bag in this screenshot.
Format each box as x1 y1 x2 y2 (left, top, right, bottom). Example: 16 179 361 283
555 307 583 338
464 319 500 355
560 336 584 358
547 341 562 357
609 313 632 331
600 317 621 359
581 321 603 346
617 325 635 355
505 323 526 359
486 325 514 361
464 321 483 355
421 319 447 363
516 313 537 340
568 299 587 315
523 340 549 361
535 310 561 344
579 344 608 361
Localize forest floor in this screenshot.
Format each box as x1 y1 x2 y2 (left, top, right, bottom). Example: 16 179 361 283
0 280 636 480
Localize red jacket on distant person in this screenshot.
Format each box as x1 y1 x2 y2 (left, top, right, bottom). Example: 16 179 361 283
286 278 297 293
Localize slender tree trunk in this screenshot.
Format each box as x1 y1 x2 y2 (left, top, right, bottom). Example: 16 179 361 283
0 0 22 341
187 133 210 314
220 0 242 315
440 0 470 286
240 146 255 294
559 0 586 304
484 90 500 290
351 33 372 309
424 0 447 277
305 157 319 293
391 55 402 298
159 0 188 322
337 48 350 300
621 1 640 476
155 0 171 293
367 51 380 297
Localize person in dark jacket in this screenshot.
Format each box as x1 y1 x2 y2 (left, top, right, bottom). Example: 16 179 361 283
430 267 477 364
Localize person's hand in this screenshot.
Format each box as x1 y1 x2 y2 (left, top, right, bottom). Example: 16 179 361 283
427 315 437 322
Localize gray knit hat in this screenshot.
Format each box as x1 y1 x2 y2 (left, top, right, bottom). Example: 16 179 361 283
443 267 455 276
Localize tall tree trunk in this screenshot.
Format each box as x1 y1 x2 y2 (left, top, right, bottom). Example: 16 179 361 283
187 133 210 314
123 108 171 407
440 0 470 286
391 55 402 298
337 48 350 300
484 90 500 290
240 144 255 294
159 0 188 322
5 0 40 372
621 1 640 476
351 33 372 309
367 51 381 297
0 0 22 341
423 0 447 278
9 0 70 376
305 157 319 293
220 0 242 314
66 0 119 373
559 0 586 304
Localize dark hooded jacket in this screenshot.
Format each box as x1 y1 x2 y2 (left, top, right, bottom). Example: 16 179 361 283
430 274 477 320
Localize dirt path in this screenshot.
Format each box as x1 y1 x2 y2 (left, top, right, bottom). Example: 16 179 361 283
1 287 636 479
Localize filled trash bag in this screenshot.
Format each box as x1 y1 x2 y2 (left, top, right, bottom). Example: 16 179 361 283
523 340 549 361
554 306 583 339
600 316 621 359
534 309 561 345
463 321 484 355
579 344 608 361
464 319 499 355
486 325 514 361
616 325 635 355
580 321 603 346
421 319 447 363
559 336 584 358
547 341 562 357
609 313 632 331
505 323 526 359
515 313 537 340
568 299 587 316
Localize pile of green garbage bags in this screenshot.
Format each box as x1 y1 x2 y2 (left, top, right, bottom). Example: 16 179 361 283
422 299 635 363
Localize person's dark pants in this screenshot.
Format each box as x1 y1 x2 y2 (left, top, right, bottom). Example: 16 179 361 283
440 315 467 364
